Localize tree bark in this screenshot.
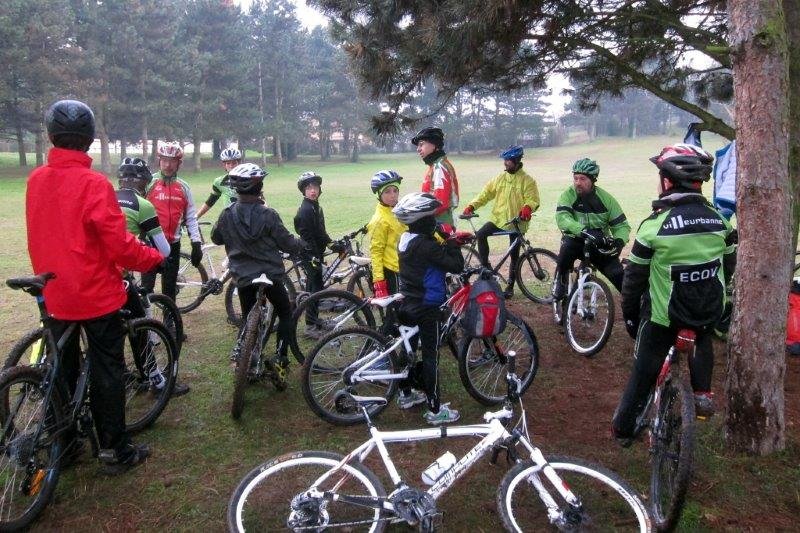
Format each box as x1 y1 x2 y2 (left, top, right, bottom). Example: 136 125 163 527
785 0 800 248
725 0 789 455
141 118 149 160
120 136 127 158
15 121 26 167
350 130 360 162
192 128 202 172
96 105 111 175
149 136 158 167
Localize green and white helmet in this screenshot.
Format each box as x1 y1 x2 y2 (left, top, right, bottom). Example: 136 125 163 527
572 158 600 181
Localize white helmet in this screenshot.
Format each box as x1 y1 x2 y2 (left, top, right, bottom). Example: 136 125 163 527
220 148 242 162
228 163 268 194
157 141 183 160
392 192 441 224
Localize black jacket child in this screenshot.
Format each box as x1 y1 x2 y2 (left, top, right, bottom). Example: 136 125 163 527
294 197 331 259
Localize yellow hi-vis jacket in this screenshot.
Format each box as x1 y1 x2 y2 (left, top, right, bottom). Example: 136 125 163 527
467 168 540 233
367 203 407 282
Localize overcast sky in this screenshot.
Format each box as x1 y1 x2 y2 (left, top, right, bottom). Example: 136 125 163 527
234 0 570 117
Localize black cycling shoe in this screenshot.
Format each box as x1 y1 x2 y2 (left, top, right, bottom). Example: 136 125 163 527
100 443 150 476
171 382 191 397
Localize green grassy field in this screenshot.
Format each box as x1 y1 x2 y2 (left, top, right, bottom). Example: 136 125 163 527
4 135 796 532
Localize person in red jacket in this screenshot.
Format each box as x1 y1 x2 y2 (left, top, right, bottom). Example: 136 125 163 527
26 100 164 475
412 127 460 227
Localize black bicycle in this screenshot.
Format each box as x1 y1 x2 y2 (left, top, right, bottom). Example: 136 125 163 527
552 235 615 357
459 214 558 304
231 274 289 420
0 274 177 530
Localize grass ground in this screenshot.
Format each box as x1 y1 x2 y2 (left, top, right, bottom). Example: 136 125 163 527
1 135 797 531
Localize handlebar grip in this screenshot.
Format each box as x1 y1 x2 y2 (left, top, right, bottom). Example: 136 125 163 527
459 213 478 220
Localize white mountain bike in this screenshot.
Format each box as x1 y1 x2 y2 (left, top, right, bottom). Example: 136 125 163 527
228 353 652 532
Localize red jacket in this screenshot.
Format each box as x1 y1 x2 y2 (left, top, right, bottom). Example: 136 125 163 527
26 148 163 320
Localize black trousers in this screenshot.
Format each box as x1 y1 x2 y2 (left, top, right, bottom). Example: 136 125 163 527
237 277 293 358
398 302 442 413
476 222 520 284
302 259 324 325
612 317 714 437
49 312 132 456
141 241 181 300
555 235 624 292
379 270 400 337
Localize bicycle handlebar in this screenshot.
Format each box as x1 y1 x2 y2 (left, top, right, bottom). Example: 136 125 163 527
459 213 479 220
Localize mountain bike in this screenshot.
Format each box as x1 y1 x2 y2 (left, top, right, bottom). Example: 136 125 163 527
301 268 539 425
631 328 697 531
552 235 615 357
4 275 183 374
228 353 653 532
285 225 370 298
0 274 178 530
230 274 289 420
459 213 558 304
288 288 377 364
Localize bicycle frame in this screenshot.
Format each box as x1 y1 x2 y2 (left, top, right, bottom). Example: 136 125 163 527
346 282 471 386
302 410 582 523
462 217 531 284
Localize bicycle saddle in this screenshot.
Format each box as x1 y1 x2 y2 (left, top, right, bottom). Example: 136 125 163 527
349 256 371 266
345 393 388 409
370 293 404 308
6 273 55 294
251 273 274 286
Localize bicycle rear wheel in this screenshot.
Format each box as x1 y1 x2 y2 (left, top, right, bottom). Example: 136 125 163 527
0 365 65 531
4 328 47 370
346 268 373 299
301 327 398 425
564 275 614 357
227 450 386 533
232 304 272 420
147 293 184 354
516 248 558 304
649 377 695 531
458 312 539 405
175 252 208 313
497 455 652 532
123 318 177 433
290 289 376 364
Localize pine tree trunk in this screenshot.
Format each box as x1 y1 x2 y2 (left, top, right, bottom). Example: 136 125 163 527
34 127 44 167
15 121 26 167
96 105 111 175
192 129 202 172
150 137 158 167
350 131 360 162
724 0 790 455
785 0 800 246
120 136 127 158
141 118 149 160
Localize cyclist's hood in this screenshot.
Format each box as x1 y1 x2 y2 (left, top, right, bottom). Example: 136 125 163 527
230 201 270 242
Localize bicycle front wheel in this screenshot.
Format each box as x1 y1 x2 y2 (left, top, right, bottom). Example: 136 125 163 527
123 318 178 433
0 365 65 531
346 268 373 299
147 293 184 354
459 312 539 406
227 450 386 533
290 289 376 364
175 252 208 313
301 327 398 425
224 282 242 328
564 275 615 357
649 377 695 531
498 455 652 532
516 248 559 304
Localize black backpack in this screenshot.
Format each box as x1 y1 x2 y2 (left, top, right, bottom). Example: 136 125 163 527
461 277 507 338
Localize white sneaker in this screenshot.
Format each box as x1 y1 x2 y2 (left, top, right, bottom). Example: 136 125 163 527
424 403 460 425
396 389 427 409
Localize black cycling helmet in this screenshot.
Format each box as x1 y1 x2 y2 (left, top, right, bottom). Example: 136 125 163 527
45 100 95 140
297 171 322 193
650 143 713 184
411 127 444 148
228 163 268 194
118 157 152 182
